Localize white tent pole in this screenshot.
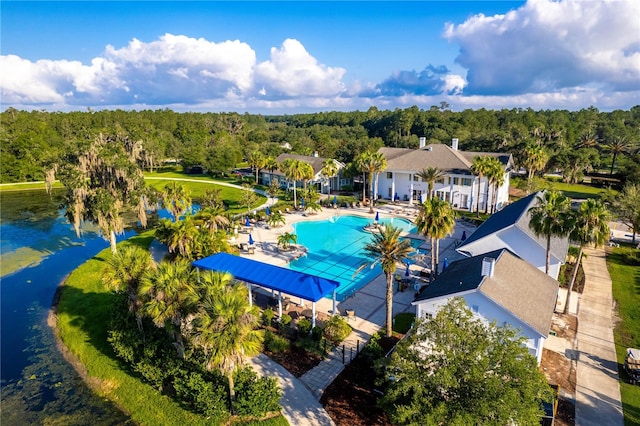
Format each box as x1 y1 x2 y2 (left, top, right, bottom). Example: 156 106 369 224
278 291 283 317
332 290 337 315
247 283 253 307
312 302 316 328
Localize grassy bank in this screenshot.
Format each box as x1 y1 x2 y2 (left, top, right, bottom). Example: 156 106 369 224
55 232 286 425
607 247 640 426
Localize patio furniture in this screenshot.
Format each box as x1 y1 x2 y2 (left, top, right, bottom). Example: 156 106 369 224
345 309 356 321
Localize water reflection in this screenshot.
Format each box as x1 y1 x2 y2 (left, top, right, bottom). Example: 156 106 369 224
0 189 130 424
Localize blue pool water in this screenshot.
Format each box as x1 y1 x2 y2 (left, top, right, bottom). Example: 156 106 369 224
289 215 418 301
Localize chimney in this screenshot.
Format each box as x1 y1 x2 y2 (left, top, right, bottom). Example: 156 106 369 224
419 137 426 149
451 138 459 151
481 257 495 277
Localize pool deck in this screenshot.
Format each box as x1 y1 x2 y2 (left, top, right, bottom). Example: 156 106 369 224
242 201 477 399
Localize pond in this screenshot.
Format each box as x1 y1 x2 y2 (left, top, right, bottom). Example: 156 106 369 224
0 189 131 424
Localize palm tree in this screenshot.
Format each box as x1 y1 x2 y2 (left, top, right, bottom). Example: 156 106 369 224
267 210 286 228
484 157 505 214
358 225 413 337
277 232 298 250
577 131 599 149
191 276 263 410
522 144 549 194
470 156 490 217
321 159 339 196
616 183 640 244
416 166 444 200
103 245 155 331
357 151 387 213
193 208 230 236
415 197 456 279
606 137 628 175
528 190 572 275
280 158 311 209
162 182 192 222
138 259 196 358
564 199 610 314
247 151 265 184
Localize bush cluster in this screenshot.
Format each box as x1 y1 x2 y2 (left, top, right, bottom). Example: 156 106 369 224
107 295 280 420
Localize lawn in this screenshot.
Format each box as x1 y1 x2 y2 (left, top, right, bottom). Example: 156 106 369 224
55 231 287 425
546 181 612 200
607 247 640 426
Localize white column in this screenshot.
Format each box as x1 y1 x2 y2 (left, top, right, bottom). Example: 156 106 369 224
332 290 337 315
391 173 396 201
247 283 253 307
409 173 414 205
278 291 283 317
312 302 317 328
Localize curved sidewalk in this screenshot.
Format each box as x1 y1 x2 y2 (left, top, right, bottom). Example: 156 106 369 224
575 247 623 426
249 354 335 426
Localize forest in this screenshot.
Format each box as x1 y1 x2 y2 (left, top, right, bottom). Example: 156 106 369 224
1 105 639 186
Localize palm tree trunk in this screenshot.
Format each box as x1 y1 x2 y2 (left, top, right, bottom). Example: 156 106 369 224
385 274 393 337
109 230 118 254
362 172 366 201
228 372 236 411
435 238 440 277
293 181 297 209
545 236 551 275
610 152 617 175
564 246 583 314
369 172 375 213
430 238 436 283
484 182 490 214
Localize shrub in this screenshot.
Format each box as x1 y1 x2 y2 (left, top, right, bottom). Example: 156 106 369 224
361 331 384 359
322 315 352 345
280 313 292 327
262 308 275 326
173 370 229 420
622 248 640 266
233 367 281 416
297 318 312 335
264 330 289 353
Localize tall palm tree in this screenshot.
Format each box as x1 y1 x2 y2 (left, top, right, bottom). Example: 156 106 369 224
470 156 490 217
415 197 456 279
247 151 265 184
606 137 628 175
484 157 505 214
191 277 263 410
358 225 413 337
416 167 444 200
522 144 549 194
103 245 155 331
528 190 572 275
162 182 192 222
138 259 196 358
357 151 387 213
564 199 610 314
617 183 640 244
280 158 311 209
321 159 338 196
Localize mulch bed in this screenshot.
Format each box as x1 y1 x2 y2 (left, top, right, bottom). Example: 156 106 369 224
264 345 323 378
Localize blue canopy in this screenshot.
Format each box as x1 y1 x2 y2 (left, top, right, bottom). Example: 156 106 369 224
245 217 251 227
405 263 410 277
248 234 254 245
375 211 379 222
192 253 340 302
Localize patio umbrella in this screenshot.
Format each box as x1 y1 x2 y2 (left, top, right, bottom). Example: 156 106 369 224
301 198 305 208
333 195 337 204
375 211 379 222
265 206 271 216
443 257 449 270
461 230 467 241
245 217 251 227
394 192 399 201
405 263 410 277
248 233 254 246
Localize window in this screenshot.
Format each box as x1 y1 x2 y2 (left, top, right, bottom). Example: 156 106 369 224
462 178 472 186
413 175 420 182
387 172 393 179
453 177 460 185
436 178 445 184
472 304 479 313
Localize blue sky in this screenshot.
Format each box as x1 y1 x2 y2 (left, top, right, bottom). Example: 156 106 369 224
2 1 639 113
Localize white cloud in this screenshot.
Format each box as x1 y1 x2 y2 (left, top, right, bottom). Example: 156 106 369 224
254 39 347 97
444 0 640 95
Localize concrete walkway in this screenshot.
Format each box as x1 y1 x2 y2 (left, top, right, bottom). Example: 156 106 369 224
575 247 624 426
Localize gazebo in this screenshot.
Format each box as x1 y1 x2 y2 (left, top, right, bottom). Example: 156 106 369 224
192 253 340 328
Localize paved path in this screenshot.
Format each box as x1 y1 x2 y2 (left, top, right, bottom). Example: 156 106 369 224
575 247 624 426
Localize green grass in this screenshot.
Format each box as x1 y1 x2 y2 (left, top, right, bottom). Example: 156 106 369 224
607 247 640 426
0 181 64 191
546 181 612 200
393 313 416 334
55 231 287 425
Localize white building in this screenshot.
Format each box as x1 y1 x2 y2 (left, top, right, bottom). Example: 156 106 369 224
412 249 559 364
456 191 569 280
377 138 513 212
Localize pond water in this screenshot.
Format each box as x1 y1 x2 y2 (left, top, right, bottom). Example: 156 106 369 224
0 189 131 424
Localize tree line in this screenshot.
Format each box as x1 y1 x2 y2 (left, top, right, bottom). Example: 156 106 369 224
2 105 639 185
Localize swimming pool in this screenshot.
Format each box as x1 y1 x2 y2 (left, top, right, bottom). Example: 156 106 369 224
288 215 418 301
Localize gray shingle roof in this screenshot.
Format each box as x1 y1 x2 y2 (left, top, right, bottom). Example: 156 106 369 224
414 248 558 336
275 153 337 175
457 191 570 262
379 144 512 175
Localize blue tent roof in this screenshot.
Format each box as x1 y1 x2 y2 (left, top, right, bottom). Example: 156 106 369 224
192 253 340 302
